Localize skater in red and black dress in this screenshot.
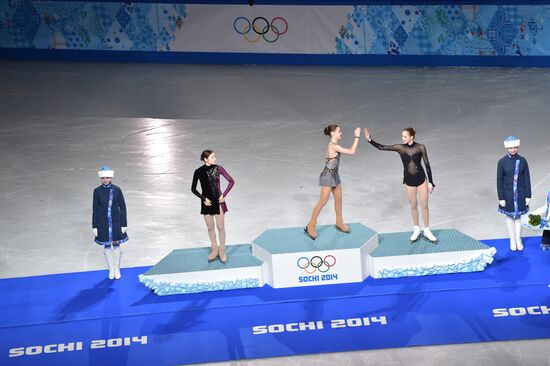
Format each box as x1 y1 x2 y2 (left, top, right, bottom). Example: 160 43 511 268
364 127 437 243
192 150 234 263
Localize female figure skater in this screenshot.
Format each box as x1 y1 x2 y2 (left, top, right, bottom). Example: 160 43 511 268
93 166 128 280
364 127 437 243
192 150 235 263
497 136 531 251
305 124 361 240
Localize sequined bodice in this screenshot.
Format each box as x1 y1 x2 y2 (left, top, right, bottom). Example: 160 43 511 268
323 152 340 175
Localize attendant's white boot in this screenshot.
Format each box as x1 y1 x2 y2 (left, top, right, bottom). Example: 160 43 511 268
515 219 524 251
506 217 517 251
410 226 421 242
113 246 122 280
104 248 115 280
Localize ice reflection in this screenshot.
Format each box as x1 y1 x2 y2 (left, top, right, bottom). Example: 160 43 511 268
139 118 176 174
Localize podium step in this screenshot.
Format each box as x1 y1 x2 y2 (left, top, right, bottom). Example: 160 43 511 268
252 223 378 288
370 229 496 278
252 222 377 253
139 244 264 295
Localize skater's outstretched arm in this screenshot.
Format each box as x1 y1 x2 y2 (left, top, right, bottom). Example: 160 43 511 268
364 128 400 152
332 127 361 155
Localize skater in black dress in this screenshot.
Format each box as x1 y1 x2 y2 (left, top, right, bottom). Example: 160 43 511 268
364 127 437 243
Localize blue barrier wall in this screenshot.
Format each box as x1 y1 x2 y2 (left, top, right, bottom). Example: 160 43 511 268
2 2 550 66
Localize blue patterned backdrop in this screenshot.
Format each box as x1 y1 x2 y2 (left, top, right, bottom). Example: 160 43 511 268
336 5 550 56
0 1 186 51
1 2 550 64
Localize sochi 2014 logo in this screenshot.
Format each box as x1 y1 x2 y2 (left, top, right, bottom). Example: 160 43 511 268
297 255 336 273
233 16 288 43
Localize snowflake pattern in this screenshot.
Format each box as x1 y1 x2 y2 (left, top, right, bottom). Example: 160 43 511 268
0 1 186 51
336 5 550 56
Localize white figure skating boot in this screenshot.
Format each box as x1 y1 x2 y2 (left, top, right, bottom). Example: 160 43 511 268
423 227 437 244
410 226 421 242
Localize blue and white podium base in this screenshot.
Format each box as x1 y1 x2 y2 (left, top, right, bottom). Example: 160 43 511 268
2 235 546 366
369 229 497 279
140 224 496 295
138 244 264 295
252 223 378 288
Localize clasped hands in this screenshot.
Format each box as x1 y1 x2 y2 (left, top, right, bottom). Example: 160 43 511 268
204 195 225 207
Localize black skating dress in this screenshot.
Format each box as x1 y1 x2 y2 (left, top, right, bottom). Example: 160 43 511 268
191 164 235 215
369 139 434 187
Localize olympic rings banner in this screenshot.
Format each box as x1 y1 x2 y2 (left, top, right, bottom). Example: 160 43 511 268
2 2 550 63
233 16 289 44
171 5 346 53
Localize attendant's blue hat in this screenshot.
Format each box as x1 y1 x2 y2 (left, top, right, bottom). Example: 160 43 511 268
504 136 520 148
98 165 114 178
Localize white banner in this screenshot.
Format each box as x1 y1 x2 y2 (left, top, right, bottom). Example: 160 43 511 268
171 5 351 53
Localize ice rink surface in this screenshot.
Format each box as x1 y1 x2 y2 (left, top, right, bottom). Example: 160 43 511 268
1 60 549 365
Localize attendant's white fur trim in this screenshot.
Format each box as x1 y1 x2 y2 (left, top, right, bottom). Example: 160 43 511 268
98 170 114 178
504 139 520 148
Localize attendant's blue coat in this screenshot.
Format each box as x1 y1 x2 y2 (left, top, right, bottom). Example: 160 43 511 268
92 184 128 245
497 154 531 218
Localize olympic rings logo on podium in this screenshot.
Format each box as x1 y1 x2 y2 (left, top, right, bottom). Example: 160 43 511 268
297 255 336 273
233 16 288 43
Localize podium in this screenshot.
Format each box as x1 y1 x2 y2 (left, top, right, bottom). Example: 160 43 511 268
252 223 377 288
139 224 496 295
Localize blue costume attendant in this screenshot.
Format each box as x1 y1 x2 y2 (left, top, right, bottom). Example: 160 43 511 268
497 155 531 218
93 166 128 280
497 136 531 251
93 184 128 246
